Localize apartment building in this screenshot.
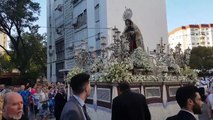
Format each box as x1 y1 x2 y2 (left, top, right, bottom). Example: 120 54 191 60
0 32 7 54
169 24 213 51
47 0 168 82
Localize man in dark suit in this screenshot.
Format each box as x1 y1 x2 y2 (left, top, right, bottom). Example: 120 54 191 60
111 82 151 120
60 73 91 120
166 86 203 120
54 87 66 120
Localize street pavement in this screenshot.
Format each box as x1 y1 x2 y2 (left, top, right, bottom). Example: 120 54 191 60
199 103 209 120
27 104 209 120
28 112 55 120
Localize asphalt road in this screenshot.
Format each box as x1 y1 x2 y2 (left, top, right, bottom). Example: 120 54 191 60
199 103 210 120
27 104 209 120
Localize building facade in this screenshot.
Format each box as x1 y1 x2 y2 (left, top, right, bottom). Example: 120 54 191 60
0 32 7 54
47 0 168 82
169 24 213 51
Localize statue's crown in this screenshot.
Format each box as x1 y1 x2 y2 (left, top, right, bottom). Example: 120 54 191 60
123 8 133 21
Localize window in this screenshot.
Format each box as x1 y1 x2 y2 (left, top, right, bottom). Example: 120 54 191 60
95 33 100 41
56 25 63 35
95 4 100 22
55 39 65 61
55 4 63 12
201 42 205 45
72 0 83 6
73 9 87 29
96 33 100 49
201 32 205 35
56 62 64 82
72 0 79 4
50 64 52 79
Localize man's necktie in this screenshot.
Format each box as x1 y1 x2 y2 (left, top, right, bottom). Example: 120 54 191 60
83 104 91 120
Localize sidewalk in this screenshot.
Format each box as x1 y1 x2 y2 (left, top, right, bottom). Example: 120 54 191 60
199 103 209 120
28 112 55 120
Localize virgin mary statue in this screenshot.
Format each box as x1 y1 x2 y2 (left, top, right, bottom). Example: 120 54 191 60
123 19 145 52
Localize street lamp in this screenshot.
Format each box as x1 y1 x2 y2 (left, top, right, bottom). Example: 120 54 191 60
110 27 130 62
48 45 54 56
156 38 166 55
100 36 107 59
73 41 87 68
73 40 95 71
184 47 191 65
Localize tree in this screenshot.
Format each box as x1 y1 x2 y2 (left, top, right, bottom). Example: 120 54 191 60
0 54 14 73
0 0 40 78
0 0 40 76
21 32 47 79
5 31 47 79
189 46 213 79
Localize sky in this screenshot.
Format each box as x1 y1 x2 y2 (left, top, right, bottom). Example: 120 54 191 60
33 0 47 34
35 0 213 34
166 0 213 32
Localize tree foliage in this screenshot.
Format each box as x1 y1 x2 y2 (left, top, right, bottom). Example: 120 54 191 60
0 54 14 73
0 0 40 52
0 0 47 81
10 32 47 79
0 0 40 73
189 46 213 77
0 0 41 76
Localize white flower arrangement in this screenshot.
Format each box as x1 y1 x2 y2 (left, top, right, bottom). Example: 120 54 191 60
90 57 104 73
91 63 98 73
132 75 146 82
123 57 134 70
131 75 158 82
156 65 168 73
147 75 158 81
101 62 134 83
131 47 153 71
180 67 198 82
66 67 84 82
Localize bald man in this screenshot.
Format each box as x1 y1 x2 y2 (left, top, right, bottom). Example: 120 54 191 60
2 92 24 120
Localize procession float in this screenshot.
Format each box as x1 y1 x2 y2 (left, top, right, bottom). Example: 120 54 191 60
65 8 197 120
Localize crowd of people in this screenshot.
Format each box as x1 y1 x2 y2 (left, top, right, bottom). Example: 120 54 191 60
205 83 213 120
0 81 67 120
2 73 213 120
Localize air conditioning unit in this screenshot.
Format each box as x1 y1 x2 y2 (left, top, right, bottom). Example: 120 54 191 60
67 43 74 50
55 4 63 12
56 28 62 35
72 0 79 4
